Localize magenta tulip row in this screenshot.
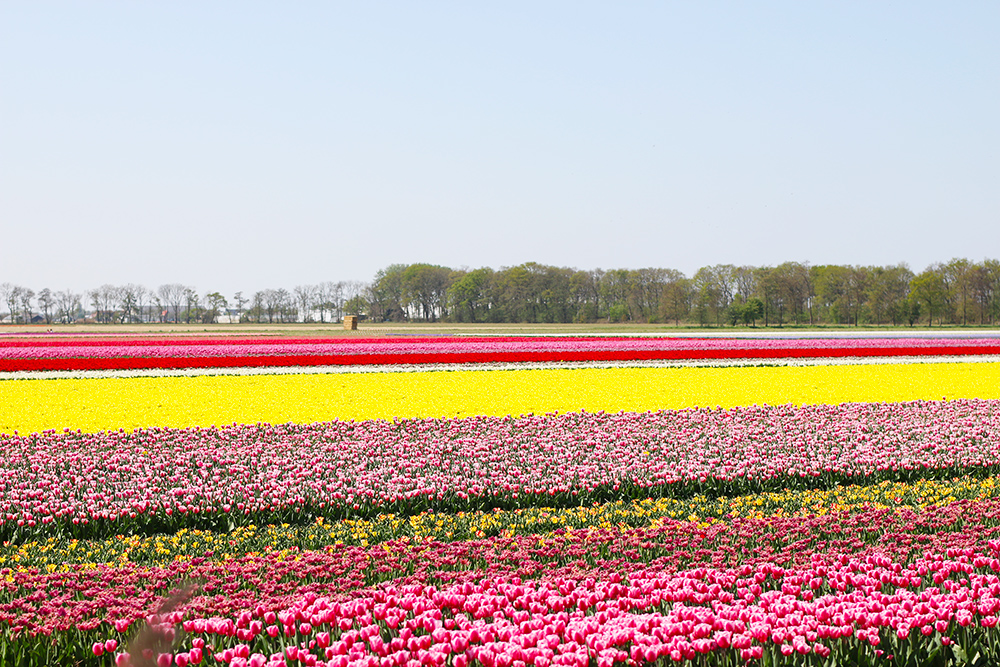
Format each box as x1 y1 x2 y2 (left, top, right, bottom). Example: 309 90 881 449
3 400 1000 539
6 500 1000 665
145 552 1000 667
5 336 1000 358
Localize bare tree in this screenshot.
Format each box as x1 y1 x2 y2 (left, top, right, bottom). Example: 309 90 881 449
151 294 165 323
1 284 19 323
37 288 54 324
233 291 246 323
330 282 346 322
342 281 366 319
55 290 82 324
16 287 35 323
157 284 186 323
0 284 10 323
293 284 318 323
261 289 280 323
273 288 293 322
86 288 100 322
86 286 117 323
314 283 331 323
118 284 149 323
247 291 265 323
93 284 119 323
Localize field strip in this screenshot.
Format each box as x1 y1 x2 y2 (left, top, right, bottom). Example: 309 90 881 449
3 361 1000 434
3 353 1000 381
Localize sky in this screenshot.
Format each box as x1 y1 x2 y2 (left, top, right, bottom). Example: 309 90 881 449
2 2 998 296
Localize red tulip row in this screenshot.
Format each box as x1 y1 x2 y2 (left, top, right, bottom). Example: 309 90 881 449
2 335 1000 371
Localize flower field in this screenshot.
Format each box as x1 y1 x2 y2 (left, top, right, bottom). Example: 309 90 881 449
4 333 1000 666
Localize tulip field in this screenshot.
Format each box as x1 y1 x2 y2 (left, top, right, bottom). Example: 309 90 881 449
5 332 1000 666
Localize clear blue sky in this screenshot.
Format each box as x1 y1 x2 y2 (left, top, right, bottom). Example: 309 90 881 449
2 2 998 296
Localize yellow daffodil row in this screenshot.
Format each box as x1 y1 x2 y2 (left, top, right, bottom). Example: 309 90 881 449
3 362 1000 434
4 474 995 570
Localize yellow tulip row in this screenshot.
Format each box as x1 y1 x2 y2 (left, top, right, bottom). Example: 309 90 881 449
2 362 1000 434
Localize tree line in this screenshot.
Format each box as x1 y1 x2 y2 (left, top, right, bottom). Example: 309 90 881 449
3 258 1000 327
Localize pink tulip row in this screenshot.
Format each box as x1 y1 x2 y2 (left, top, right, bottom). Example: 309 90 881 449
4 499 999 665
131 548 1000 667
3 399 1000 540
2 335 1000 371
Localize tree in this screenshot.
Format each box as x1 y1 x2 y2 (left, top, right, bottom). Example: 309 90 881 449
261 289 281 323
846 266 871 326
910 266 947 327
314 282 342 323
971 259 1000 325
12 287 34 323
628 268 670 323
369 266 406 322
732 266 757 303
87 285 118 323
343 293 368 317
987 259 1000 324
183 288 200 323
340 282 366 321
37 288 54 324
904 298 922 327
600 269 633 322
233 292 247 323
157 284 186 323
754 266 775 327
813 266 853 325
568 270 599 322
293 285 318 323
0 284 12 323
248 291 265 323
401 264 453 322
133 285 151 323
583 269 605 321
117 284 149 324
448 268 493 323
274 289 294 322
867 264 913 326
657 270 691 325
691 265 734 326
55 290 81 324
204 292 228 323
769 262 811 325
495 265 533 323
1 284 31 323
943 258 973 326
741 297 765 327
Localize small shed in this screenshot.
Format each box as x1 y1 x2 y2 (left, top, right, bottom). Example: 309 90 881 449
343 315 358 330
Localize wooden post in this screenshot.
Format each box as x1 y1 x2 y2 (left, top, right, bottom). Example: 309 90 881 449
344 315 358 330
